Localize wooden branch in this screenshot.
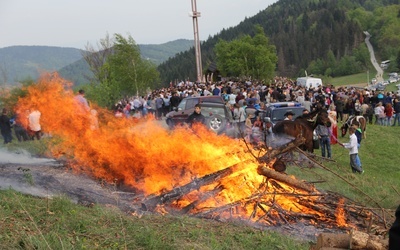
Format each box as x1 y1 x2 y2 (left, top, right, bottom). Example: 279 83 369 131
294 146 386 221
180 185 224 214
257 165 315 193
259 137 306 161
141 160 251 211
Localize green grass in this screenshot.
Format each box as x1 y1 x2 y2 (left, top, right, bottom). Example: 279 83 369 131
0 190 308 249
287 122 400 210
324 71 399 91
326 71 376 86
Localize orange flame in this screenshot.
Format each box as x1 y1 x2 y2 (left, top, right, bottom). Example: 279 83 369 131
335 198 347 227
14 73 252 195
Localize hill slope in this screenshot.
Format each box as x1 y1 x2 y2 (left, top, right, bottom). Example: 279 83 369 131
0 39 194 86
0 46 83 83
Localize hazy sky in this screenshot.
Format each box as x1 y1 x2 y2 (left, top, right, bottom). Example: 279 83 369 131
0 0 278 49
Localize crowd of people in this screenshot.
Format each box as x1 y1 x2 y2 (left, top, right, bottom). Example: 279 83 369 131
2 78 399 170
111 77 399 176
0 107 42 144
0 89 92 145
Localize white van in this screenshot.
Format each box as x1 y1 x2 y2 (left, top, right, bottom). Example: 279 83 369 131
296 77 323 89
380 60 390 69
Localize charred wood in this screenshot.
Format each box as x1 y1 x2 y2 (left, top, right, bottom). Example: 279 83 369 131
141 160 251 211
257 165 315 193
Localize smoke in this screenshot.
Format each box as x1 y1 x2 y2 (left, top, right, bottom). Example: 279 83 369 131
0 148 58 165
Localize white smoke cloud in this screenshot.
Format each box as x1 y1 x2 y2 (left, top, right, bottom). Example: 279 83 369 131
0 148 57 165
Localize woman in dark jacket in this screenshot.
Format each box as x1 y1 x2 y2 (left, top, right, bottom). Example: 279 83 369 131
0 108 13 144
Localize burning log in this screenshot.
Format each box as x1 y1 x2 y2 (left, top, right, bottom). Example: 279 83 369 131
141 160 252 211
257 165 315 193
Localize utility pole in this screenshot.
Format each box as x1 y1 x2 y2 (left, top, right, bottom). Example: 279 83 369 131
190 0 203 83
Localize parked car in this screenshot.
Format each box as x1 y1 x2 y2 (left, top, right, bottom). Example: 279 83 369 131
166 96 224 125
165 98 234 136
261 102 305 125
366 82 385 91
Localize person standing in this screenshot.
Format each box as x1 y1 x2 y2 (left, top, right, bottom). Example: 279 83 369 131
186 104 205 126
334 97 345 122
351 121 363 169
74 89 90 113
328 104 338 145
315 122 332 158
374 102 385 125
251 115 264 145
233 103 246 138
264 117 276 149
28 109 42 140
170 92 181 111
385 103 394 126
365 104 374 125
13 114 29 142
212 84 221 96
393 98 400 126
338 127 364 174
0 108 13 144
155 95 164 120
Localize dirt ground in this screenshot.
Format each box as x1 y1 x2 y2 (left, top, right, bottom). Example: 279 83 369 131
0 151 141 213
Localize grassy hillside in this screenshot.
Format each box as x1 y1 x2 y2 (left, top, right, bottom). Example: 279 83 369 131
140 39 194 65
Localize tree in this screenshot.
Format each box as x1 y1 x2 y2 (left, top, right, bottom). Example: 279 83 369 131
84 34 160 108
214 25 277 81
82 33 114 84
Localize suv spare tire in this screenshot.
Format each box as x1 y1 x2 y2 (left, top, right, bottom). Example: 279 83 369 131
206 114 226 134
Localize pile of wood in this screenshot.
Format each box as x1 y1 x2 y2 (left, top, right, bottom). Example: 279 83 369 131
137 136 389 242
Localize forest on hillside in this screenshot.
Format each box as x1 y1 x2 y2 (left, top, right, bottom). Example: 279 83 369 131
157 0 400 84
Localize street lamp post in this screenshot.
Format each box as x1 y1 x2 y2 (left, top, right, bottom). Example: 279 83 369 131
190 0 203 83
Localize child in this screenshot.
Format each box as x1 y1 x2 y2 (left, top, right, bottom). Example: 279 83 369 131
338 127 364 174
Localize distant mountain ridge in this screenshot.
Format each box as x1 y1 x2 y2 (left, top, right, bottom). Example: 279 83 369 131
0 46 83 84
0 39 194 85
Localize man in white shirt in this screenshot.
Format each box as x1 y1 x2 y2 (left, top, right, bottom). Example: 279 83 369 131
28 109 41 140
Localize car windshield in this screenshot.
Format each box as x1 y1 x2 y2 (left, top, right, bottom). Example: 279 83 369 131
271 108 304 122
201 106 228 118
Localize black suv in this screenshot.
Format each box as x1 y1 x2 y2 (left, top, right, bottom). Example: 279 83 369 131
165 96 234 135
261 102 305 124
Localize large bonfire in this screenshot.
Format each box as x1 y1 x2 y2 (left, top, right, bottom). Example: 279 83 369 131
14 74 387 240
